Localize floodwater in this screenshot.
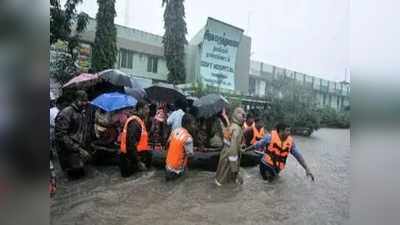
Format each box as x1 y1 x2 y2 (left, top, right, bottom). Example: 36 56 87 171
51 128 350 225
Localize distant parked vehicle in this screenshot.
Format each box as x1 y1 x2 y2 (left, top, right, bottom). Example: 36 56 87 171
291 127 313 137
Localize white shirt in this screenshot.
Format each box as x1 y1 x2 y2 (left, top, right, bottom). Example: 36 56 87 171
50 107 59 128
50 107 59 140
167 109 185 131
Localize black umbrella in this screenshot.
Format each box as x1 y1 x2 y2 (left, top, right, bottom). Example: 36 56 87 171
124 78 147 100
186 96 199 106
193 93 229 118
98 69 132 87
145 83 186 103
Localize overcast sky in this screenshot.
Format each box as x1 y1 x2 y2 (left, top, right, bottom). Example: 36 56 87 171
62 0 349 81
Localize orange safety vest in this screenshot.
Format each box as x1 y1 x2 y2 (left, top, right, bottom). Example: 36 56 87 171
251 127 265 145
262 130 293 171
243 121 255 129
220 114 232 143
119 115 149 154
166 128 192 171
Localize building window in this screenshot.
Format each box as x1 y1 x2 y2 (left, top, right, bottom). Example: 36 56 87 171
147 56 158 73
120 49 133 69
341 97 345 110
249 77 256 95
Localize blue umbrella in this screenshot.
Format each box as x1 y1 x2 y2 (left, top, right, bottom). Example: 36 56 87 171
91 92 137 112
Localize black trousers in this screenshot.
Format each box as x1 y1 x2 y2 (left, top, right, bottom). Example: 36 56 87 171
259 161 279 182
138 150 152 168
165 169 183 181
119 150 153 177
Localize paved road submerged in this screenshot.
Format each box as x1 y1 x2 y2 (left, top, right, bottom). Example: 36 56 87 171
51 128 350 225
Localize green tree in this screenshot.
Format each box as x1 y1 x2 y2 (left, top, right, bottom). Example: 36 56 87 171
50 0 88 56
162 0 188 84
262 76 320 131
318 107 350 128
50 0 88 83
91 0 117 72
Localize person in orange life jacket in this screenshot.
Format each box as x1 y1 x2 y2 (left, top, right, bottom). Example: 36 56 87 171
243 114 255 129
165 114 196 181
244 123 315 182
119 101 151 177
243 114 255 147
252 118 268 153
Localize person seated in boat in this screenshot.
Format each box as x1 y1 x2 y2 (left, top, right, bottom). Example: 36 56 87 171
243 113 256 147
208 108 231 150
150 103 168 148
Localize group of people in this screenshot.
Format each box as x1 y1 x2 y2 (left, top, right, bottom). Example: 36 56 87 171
50 90 314 193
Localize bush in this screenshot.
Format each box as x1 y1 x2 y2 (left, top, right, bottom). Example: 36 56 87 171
262 101 320 133
318 107 350 128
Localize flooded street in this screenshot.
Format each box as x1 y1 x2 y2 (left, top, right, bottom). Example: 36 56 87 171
51 128 350 225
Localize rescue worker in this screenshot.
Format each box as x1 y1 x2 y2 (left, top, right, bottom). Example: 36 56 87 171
215 107 246 186
54 90 91 179
243 113 255 129
251 118 268 153
165 114 195 181
245 123 315 182
119 101 151 177
243 114 255 146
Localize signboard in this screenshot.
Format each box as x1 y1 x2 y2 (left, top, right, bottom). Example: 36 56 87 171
199 18 243 90
78 43 92 72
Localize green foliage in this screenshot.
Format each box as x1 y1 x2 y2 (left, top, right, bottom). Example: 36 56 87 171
50 0 88 84
91 0 117 72
261 76 320 132
162 0 188 84
191 80 205 97
50 47 79 85
50 0 88 52
318 107 350 128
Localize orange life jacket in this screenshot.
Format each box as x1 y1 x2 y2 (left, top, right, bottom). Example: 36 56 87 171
243 121 255 129
166 128 191 171
262 130 293 171
220 115 232 144
251 127 265 145
119 115 149 154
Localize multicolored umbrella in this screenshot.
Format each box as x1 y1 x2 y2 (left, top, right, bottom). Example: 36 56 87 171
90 92 137 112
63 73 99 89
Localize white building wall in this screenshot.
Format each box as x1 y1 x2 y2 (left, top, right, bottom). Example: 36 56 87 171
117 51 168 81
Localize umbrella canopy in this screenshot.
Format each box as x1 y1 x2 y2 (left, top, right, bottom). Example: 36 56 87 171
193 93 230 118
98 69 132 87
145 83 185 103
90 92 137 112
186 96 199 106
63 73 99 89
124 78 146 100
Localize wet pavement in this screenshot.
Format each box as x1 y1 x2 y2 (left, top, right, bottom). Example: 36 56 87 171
51 128 350 225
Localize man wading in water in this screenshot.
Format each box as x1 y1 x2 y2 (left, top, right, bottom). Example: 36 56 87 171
245 123 315 182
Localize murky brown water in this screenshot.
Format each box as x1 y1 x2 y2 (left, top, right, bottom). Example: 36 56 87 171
51 128 350 225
